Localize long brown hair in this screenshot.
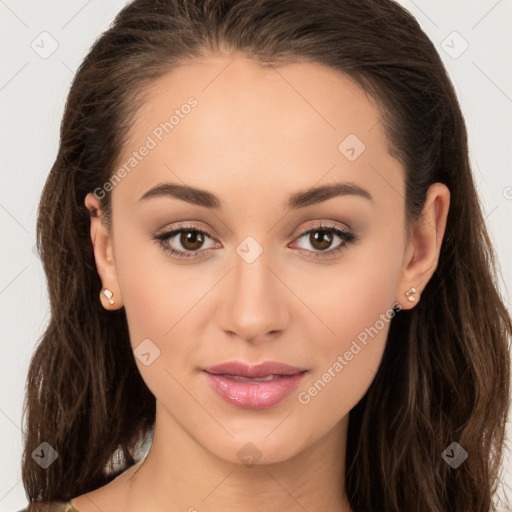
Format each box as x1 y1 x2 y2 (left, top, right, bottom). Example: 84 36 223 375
22 0 511 510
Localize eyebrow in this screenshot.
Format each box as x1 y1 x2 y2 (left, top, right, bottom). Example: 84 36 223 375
138 181 372 209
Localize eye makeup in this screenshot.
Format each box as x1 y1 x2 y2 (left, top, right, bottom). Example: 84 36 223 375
152 221 357 260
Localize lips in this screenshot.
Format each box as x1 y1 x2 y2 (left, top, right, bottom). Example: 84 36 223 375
203 360 307 378
203 360 308 409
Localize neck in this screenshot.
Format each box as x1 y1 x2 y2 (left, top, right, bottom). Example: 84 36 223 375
120 401 352 512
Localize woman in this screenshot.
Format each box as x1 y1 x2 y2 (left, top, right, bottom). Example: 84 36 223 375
19 0 511 511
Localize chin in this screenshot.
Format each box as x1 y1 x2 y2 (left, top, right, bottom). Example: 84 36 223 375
200 429 309 468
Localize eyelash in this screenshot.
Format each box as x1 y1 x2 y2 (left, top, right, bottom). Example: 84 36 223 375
153 222 356 260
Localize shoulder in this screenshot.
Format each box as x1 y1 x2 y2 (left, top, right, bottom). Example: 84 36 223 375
16 502 79 512
18 462 134 512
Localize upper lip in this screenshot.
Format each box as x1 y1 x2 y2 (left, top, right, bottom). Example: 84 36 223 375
203 361 308 378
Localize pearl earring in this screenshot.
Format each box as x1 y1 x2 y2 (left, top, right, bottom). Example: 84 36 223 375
405 287 417 302
101 288 115 305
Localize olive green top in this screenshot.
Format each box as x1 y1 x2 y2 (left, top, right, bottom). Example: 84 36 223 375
18 502 79 512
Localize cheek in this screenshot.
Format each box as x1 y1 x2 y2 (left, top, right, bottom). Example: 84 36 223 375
113 217 207 333
112 233 205 404
292 304 395 441
111 224 200 378
112 221 228 393
302 230 403 348
293 228 404 420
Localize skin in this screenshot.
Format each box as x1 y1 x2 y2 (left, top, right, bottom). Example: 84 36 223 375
76 54 449 512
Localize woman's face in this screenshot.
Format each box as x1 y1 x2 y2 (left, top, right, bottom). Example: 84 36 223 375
89 55 417 465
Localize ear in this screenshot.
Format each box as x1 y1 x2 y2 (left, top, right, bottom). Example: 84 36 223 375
396 182 450 310
84 192 123 310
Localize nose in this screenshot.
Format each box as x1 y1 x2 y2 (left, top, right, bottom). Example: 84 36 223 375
216 239 289 343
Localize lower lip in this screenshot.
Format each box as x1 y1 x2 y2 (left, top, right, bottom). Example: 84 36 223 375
203 371 307 410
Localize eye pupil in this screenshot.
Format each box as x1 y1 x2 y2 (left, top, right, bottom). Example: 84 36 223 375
181 230 204 250
310 230 332 250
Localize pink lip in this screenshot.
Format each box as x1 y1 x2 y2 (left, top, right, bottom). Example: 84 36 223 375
203 361 308 410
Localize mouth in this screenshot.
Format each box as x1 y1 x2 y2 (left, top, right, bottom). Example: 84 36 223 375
203 360 308 378
202 361 309 409
213 374 298 382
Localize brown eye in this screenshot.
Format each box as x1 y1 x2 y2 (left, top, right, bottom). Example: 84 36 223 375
291 224 356 259
154 225 217 259
308 229 334 251
180 230 205 251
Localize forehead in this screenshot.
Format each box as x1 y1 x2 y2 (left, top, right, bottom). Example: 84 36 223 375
113 54 403 210
131 54 384 147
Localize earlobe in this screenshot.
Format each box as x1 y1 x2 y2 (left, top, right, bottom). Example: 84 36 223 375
84 192 123 310
396 183 450 310
405 287 418 303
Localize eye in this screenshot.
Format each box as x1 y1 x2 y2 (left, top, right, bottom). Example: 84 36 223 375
153 222 356 261
153 224 218 259
290 223 356 258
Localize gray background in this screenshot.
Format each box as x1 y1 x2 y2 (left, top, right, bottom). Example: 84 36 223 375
1 0 511 510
